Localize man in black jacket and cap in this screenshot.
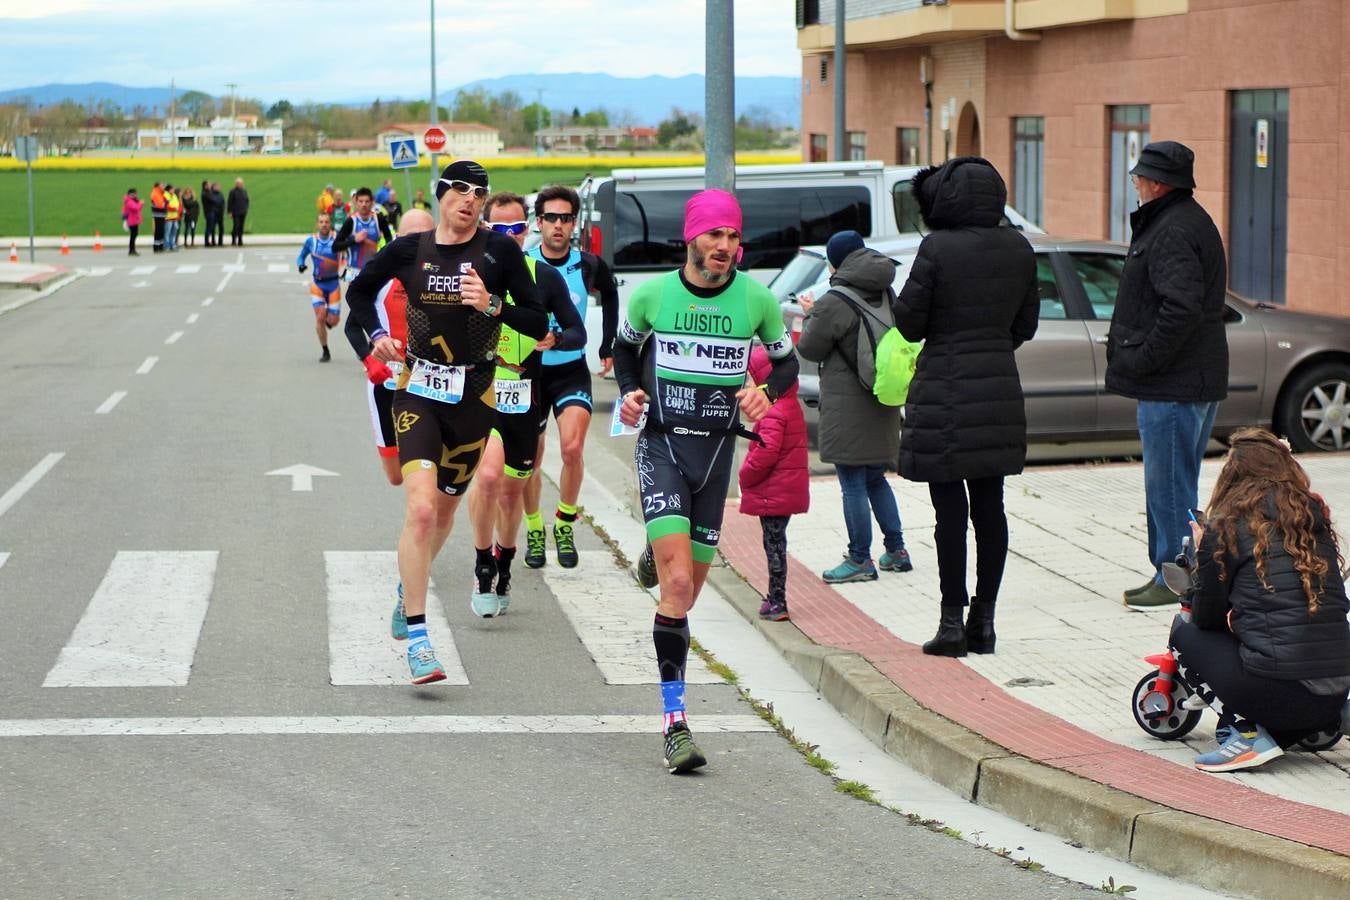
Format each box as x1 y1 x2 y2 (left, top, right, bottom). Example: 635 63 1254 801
1108 140 1228 609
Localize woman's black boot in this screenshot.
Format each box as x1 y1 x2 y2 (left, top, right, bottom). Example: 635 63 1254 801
922 605 968 657
965 596 996 654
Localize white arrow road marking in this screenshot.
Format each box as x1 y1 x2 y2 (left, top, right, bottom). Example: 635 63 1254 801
95 391 127 414
324 551 467 685
43 551 218 687
135 356 158 375
0 452 63 519
165 330 183 344
266 464 339 491
0 714 773 737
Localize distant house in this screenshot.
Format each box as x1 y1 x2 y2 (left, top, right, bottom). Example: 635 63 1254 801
76 116 135 150
321 137 380 154
136 115 282 153
537 125 656 151
376 122 502 157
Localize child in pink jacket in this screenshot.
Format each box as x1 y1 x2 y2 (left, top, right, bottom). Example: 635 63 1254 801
739 345 811 620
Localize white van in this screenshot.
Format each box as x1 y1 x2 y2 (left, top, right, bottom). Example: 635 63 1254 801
574 161 1040 370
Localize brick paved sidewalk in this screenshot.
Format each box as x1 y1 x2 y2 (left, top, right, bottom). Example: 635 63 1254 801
718 455 1350 855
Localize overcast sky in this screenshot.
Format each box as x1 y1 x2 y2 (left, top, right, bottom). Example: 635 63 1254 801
1 0 801 103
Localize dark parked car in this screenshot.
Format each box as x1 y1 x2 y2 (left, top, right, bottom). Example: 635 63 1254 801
778 236 1350 453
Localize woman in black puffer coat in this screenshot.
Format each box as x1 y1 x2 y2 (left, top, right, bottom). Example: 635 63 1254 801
894 157 1038 657
1173 429 1350 773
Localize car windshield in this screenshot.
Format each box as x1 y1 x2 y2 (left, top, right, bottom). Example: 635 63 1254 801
769 253 827 303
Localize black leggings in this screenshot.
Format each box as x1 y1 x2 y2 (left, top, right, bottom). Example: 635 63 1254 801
928 476 1007 609
1171 619 1346 746
759 515 790 605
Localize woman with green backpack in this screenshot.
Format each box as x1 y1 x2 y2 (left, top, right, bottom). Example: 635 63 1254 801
797 231 914 585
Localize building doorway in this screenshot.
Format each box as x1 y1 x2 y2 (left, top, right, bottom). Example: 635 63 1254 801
1229 89 1288 303
955 102 981 157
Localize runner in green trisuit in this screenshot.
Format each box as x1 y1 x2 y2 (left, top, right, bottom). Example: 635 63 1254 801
612 188 799 773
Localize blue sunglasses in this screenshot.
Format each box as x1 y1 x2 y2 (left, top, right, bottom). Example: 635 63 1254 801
488 221 528 236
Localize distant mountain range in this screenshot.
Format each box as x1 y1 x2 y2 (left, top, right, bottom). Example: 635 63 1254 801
0 73 801 128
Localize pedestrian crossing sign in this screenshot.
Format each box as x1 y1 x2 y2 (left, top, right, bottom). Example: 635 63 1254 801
389 138 419 170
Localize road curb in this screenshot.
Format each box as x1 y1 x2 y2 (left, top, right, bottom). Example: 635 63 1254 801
703 563 1350 898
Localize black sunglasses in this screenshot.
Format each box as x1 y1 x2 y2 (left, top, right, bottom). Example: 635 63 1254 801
539 212 577 224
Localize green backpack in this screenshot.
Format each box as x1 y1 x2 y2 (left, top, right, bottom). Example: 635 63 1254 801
830 285 922 406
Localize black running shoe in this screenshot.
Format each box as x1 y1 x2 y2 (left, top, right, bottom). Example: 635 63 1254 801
635 543 658 589
320 346 331 362
553 522 579 569
663 721 707 774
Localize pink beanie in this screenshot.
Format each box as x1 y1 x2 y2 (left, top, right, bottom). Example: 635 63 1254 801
683 189 743 242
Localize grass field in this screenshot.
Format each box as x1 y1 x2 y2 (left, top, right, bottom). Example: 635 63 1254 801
0 166 601 237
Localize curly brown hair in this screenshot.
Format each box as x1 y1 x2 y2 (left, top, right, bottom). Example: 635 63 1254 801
1206 428 1342 614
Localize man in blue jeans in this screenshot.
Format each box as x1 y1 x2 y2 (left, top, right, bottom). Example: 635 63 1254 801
1106 140 1229 608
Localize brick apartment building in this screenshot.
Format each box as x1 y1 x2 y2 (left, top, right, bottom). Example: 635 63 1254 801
798 0 1349 314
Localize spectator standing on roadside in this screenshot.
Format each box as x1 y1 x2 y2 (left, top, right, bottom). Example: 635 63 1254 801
384 189 404 230
894 157 1039 658
412 188 432 212
149 181 166 253
374 178 393 206
317 183 334 214
163 184 181 252
200 180 217 247
737 345 810 622
1109 140 1230 610
227 177 250 246
209 181 227 247
181 186 200 248
121 187 143 256
796 230 911 585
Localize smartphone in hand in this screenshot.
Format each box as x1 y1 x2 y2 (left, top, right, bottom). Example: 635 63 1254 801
1188 507 1206 527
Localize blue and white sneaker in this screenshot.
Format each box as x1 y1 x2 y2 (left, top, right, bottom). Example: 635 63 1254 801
390 583 407 641
471 590 501 618
1194 724 1283 773
407 641 447 685
495 572 512 615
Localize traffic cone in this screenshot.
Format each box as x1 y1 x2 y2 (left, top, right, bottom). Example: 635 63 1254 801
93 231 103 252
8 241 17 263
60 234 70 255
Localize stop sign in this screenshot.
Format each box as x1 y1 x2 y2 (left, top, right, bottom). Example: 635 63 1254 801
423 127 447 153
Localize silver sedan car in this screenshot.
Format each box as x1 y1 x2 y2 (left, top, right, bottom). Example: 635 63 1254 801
775 236 1350 453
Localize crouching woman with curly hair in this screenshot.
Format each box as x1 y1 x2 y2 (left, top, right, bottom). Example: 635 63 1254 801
1172 428 1350 773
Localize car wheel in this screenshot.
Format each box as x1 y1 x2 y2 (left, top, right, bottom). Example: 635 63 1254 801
1276 362 1350 452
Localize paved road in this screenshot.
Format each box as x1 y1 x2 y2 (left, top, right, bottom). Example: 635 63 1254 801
0 249 1095 897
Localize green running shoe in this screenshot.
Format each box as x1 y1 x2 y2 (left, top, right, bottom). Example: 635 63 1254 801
663 721 707 774
524 527 546 569
635 543 658 589
390 583 407 640
407 641 447 685
554 522 579 568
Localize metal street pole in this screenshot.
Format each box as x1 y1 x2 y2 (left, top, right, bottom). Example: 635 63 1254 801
225 82 238 154
704 0 734 192
834 0 846 161
428 0 439 222
25 140 35 263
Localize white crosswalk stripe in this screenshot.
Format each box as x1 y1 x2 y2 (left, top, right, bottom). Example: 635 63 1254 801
129 265 156 275
324 551 467 685
35 549 700 690
85 267 112 276
544 551 720 685
175 264 201 274
44 551 218 687
0 552 8 571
